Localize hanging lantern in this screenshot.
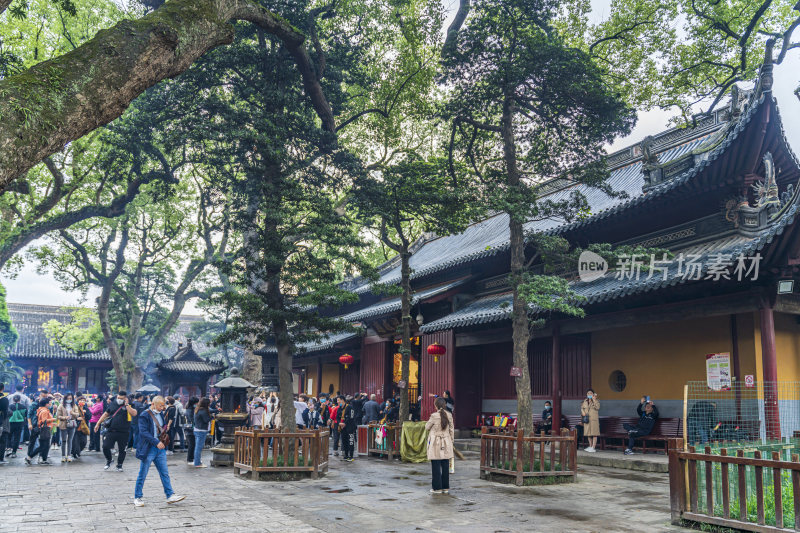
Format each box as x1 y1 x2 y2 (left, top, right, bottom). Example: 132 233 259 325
339 353 355 370
58 370 69 378
25 369 34 378
427 343 446 363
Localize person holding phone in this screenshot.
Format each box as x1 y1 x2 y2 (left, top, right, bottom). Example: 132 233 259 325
622 396 659 455
580 389 600 452
95 391 137 472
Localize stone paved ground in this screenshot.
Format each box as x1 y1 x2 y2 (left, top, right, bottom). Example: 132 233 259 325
0 446 687 533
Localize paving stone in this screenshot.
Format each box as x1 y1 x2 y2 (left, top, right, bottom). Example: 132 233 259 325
0 445 686 532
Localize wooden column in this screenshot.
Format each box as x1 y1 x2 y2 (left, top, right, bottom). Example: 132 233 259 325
316 360 323 397
730 315 742 421
551 325 562 432
759 305 781 439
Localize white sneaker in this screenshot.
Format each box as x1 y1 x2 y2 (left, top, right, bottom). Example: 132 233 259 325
166 494 186 504
585 447 596 453
134 498 144 507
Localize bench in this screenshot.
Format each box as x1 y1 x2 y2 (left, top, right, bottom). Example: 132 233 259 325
599 416 682 453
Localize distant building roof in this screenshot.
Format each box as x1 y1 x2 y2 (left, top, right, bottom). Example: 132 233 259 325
7 303 110 361
156 339 225 375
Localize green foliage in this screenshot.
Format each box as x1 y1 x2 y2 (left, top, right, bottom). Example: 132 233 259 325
42 306 103 353
581 0 800 120
0 282 17 354
442 0 635 321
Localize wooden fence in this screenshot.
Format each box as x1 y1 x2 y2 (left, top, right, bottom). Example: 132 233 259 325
366 423 401 460
479 427 578 486
233 428 330 480
668 437 800 531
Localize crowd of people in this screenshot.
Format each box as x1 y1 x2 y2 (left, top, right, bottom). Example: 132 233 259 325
1 382 461 497
243 390 424 462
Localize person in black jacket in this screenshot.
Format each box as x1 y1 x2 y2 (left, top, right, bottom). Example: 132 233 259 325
623 397 659 455
338 396 357 462
164 397 177 454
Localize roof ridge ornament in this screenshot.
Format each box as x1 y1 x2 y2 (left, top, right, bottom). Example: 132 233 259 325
757 39 775 97
753 152 780 210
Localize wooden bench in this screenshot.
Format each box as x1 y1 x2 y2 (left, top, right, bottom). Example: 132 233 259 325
599 416 682 453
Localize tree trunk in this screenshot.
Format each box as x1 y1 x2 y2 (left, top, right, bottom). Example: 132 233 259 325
241 344 262 385
0 0 334 192
269 290 296 433
398 249 412 425
502 97 533 437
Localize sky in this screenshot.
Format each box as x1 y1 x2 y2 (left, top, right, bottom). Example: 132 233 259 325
2 0 799 316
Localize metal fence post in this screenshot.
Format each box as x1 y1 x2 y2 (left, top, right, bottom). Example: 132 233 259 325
516 429 524 486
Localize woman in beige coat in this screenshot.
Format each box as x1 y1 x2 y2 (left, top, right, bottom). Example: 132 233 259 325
425 397 455 494
580 388 600 452
56 393 83 462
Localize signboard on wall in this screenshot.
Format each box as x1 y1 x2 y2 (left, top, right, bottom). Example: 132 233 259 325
745 375 755 388
510 366 522 377
706 352 732 391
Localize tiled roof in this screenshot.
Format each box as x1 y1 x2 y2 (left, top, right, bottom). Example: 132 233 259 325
348 117 731 294
6 303 110 361
156 340 225 375
343 279 469 322
256 330 360 356
156 360 226 373
341 93 789 298
419 199 800 333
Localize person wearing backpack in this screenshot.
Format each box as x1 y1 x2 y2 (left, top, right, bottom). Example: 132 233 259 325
8 394 27 459
26 397 55 465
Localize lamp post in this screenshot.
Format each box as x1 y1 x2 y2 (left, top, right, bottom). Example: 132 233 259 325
209 368 254 467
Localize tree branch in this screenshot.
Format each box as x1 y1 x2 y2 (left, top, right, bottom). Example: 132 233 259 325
0 165 169 271
0 0 335 193
443 0 470 57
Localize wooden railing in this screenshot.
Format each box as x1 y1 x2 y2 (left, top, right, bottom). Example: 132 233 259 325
480 427 578 486
668 437 800 531
367 423 401 460
233 428 330 480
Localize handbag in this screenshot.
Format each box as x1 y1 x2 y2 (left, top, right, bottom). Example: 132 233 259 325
102 406 125 432
581 414 590 424
147 411 171 447
79 419 91 435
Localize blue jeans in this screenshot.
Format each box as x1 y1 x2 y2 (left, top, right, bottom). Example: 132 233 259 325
131 423 139 449
134 446 174 499
192 430 207 466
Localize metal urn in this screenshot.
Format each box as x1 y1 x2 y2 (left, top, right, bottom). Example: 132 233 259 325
210 368 254 467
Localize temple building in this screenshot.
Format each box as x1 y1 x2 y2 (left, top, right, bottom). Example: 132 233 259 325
155 338 226 397
6 303 113 393
266 61 800 437
6 303 219 395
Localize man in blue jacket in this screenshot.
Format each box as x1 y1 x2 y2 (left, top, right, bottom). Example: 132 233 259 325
134 396 186 507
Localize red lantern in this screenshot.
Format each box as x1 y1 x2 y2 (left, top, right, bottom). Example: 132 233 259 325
339 353 355 370
427 343 446 363
58 370 69 378
25 369 34 378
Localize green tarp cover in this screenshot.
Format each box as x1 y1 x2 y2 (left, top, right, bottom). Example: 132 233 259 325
400 421 429 463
